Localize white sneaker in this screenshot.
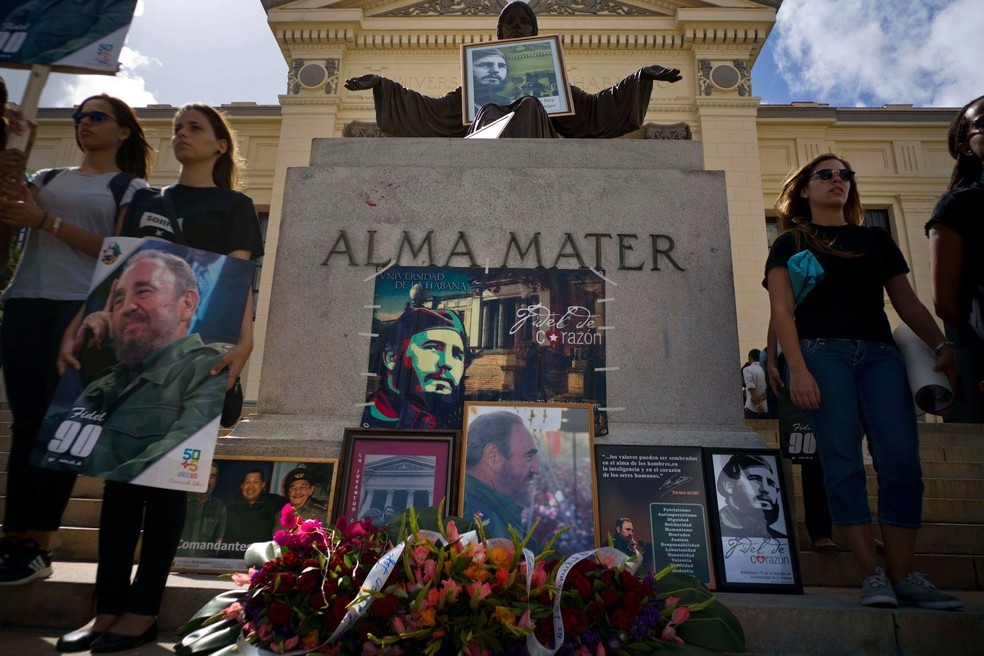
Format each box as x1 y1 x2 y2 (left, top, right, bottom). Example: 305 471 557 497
860 567 898 608
893 572 964 611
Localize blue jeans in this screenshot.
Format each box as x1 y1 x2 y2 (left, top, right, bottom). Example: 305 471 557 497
799 338 923 529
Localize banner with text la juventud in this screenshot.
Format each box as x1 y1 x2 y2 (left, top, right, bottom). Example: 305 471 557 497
361 266 608 436
31 237 254 492
0 0 137 73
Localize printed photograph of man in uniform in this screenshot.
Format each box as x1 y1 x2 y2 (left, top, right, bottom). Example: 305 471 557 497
33 241 253 489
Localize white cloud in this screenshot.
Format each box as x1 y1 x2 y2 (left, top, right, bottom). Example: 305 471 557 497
773 0 984 108
42 46 159 108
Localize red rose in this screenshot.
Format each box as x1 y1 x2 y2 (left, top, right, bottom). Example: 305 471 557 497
296 571 319 594
534 618 554 646
599 570 615 587
610 607 633 631
266 602 292 626
282 551 299 567
273 572 296 592
624 591 643 613
600 587 619 607
369 594 400 618
619 570 646 595
586 601 605 617
308 591 326 609
570 573 593 601
573 558 596 575
322 578 338 597
303 559 320 569
561 607 589 634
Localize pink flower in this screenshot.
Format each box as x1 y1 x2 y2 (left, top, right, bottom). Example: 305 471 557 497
232 571 252 587
469 544 487 565
465 581 492 601
337 515 370 539
361 643 379 656
220 601 243 620
661 624 684 644
439 579 460 603
598 553 615 568
665 596 680 607
426 588 441 608
463 642 489 656
518 610 534 629
445 520 460 541
284 635 300 651
671 606 691 625
422 559 437 582
392 616 406 634
411 545 429 566
596 644 606 656
281 504 299 530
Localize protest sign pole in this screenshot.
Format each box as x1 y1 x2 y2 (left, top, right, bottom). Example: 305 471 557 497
7 63 49 151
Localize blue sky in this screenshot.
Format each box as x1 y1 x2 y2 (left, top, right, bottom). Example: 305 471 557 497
2 0 981 111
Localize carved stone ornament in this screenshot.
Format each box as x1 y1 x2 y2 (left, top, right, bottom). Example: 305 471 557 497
288 58 341 95
379 0 664 18
734 59 751 97
643 122 691 140
342 121 393 138
697 58 712 96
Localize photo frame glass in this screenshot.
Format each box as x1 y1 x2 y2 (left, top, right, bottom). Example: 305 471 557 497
173 457 337 573
461 35 573 124
336 429 458 524
460 402 596 556
703 448 802 593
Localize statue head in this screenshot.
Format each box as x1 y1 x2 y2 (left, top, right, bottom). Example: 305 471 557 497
497 1 538 40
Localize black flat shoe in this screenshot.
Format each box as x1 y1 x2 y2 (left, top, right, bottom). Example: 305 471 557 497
90 622 158 653
56 628 105 652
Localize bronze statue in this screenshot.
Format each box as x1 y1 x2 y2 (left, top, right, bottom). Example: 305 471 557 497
344 1 682 139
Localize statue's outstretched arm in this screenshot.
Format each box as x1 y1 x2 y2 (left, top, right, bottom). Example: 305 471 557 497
639 66 683 83
344 74 384 91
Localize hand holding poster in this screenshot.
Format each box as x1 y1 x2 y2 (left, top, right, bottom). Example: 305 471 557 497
31 237 255 491
0 0 137 72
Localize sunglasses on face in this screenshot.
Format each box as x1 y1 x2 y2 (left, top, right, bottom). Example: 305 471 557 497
72 110 117 125
810 168 855 183
966 116 984 139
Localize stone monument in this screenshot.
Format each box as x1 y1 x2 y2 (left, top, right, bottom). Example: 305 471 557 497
225 137 763 458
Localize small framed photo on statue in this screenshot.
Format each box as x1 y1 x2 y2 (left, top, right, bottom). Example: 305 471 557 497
335 429 459 525
172 456 338 573
460 402 597 556
703 447 802 594
460 35 573 124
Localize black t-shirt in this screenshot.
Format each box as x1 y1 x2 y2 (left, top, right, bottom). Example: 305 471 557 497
765 224 909 343
925 184 984 347
121 185 264 259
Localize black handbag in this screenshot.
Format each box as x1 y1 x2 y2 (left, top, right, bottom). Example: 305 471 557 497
221 377 244 428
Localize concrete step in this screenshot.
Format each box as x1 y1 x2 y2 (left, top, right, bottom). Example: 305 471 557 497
790 473 984 500
791 494 984 525
797 550 982 590
0 563 980 656
793 522 984 556
0 473 105 499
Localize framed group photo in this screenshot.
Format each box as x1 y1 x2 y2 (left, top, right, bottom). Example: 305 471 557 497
173 456 338 573
703 448 802 593
460 35 573 124
335 430 459 525
460 402 596 556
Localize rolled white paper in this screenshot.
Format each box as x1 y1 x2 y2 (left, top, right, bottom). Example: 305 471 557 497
893 324 954 414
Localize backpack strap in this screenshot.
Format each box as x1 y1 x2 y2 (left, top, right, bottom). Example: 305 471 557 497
41 168 65 185
108 172 137 215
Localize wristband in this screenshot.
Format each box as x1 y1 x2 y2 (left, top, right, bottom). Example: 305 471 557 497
38 211 49 229
933 340 955 355
51 216 62 238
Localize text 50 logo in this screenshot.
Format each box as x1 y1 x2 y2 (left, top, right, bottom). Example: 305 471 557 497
181 448 202 472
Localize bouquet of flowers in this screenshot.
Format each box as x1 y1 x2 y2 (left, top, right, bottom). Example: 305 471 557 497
176 506 744 656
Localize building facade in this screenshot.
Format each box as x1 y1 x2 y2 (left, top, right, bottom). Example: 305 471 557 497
21 0 959 403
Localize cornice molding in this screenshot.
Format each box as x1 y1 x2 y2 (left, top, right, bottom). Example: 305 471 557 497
376 0 666 18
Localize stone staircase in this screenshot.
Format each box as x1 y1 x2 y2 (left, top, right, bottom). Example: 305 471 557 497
1 406 982 654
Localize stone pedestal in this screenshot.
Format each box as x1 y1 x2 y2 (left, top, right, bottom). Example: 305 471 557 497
226 139 761 456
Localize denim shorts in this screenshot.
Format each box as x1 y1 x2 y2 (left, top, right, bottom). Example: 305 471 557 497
798 338 923 528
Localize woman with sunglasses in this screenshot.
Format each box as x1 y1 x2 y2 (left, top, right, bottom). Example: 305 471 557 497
0 94 151 587
926 95 984 422
55 103 263 653
765 153 963 610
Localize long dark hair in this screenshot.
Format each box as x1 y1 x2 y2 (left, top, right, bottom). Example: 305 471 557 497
946 95 984 191
775 152 863 258
176 103 243 190
74 94 152 179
